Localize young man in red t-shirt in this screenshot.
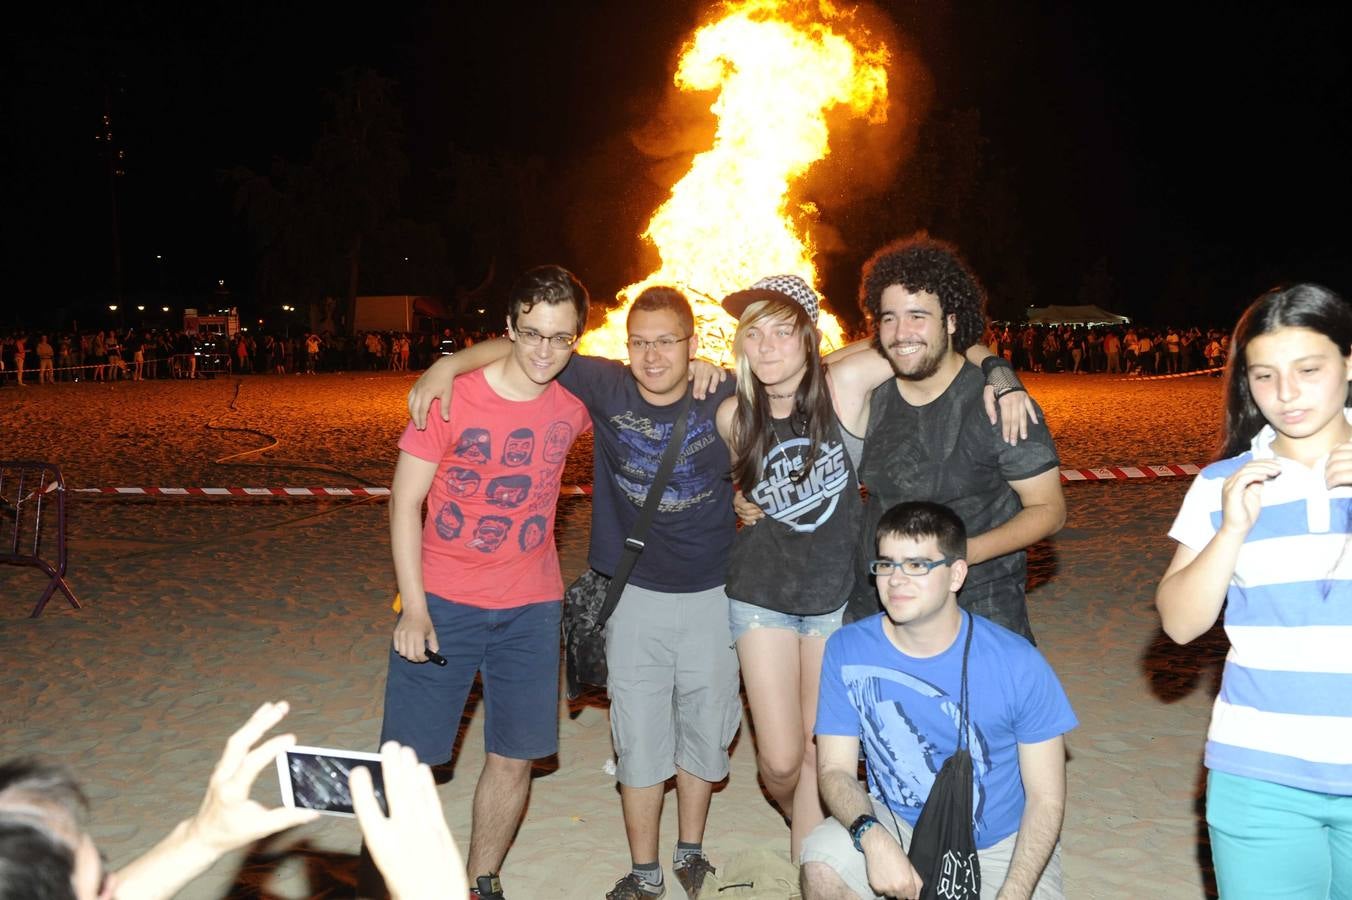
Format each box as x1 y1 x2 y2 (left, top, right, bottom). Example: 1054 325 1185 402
379 265 592 900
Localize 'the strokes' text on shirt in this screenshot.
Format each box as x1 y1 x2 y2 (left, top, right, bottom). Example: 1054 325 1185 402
750 436 850 533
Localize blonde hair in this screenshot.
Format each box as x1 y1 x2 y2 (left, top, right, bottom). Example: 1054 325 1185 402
729 297 835 489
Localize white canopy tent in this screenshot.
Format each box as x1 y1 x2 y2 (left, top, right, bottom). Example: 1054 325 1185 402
1024 304 1131 325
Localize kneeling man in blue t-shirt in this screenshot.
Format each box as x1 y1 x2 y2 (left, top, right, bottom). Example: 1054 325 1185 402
802 501 1076 900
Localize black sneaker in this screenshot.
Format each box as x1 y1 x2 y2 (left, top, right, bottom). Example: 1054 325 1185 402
672 854 715 899
471 874 506 900
606 873 666 899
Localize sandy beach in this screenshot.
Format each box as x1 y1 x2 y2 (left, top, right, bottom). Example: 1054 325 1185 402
2 370 1227 898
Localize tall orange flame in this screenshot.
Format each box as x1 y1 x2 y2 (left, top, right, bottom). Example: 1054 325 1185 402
580 0 889 364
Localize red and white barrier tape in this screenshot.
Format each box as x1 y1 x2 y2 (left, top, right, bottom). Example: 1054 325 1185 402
70 469 1199 496
71 486 391 497
1114 366 1222 381
2 354 202 376
1058 463 1200 482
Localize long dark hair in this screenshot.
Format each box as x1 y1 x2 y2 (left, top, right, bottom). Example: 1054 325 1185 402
1218 283 1352 460
730 297 836 489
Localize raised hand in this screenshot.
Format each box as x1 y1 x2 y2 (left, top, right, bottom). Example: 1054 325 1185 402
1219 459 1282 535
1326 441 1352 490
352 741 466 900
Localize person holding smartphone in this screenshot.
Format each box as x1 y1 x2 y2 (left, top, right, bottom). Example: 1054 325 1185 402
0 701 465 900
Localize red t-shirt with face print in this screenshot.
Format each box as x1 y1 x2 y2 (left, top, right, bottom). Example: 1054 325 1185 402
398 369 590 608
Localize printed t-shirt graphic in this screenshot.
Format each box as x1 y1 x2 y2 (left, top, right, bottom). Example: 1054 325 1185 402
815 615 1076 849
611 408 720 513
397 368 590 608
749 430 851 532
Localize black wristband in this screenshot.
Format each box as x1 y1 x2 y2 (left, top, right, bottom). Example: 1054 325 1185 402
981 355 1013 376
983 355 1026 398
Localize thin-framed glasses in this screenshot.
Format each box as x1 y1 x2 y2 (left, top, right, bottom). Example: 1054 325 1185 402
627 336 691 353
868 557 957 577
516 328 577 350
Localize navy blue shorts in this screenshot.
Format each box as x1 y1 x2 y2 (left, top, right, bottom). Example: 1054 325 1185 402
379 594 562 764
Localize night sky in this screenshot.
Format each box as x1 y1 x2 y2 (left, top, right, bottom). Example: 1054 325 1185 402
3 1 1348 331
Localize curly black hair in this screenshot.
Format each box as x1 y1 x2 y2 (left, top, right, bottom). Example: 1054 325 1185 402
858 234 987 353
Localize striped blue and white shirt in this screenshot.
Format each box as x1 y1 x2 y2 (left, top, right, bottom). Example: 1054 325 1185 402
1169 413 1352 795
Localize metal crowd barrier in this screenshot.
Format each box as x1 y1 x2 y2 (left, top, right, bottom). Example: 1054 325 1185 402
0 461 80 617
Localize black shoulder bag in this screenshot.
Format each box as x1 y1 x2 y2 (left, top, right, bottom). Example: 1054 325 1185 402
563 387 694 700
907 610 981 899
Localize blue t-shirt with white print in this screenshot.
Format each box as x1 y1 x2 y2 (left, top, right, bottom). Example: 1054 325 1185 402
816 612 1077 848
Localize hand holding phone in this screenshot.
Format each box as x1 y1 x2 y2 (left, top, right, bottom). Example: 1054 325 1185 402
276 746 387 818
111 701 321 900
352 742 466 900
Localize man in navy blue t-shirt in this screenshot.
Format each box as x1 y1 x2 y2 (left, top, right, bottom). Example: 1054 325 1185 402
802 501 1075 900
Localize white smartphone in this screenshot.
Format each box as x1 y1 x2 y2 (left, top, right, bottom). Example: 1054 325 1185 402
276 745 386 818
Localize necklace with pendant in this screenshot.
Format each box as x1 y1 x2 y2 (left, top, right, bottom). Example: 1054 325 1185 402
773 410 809 440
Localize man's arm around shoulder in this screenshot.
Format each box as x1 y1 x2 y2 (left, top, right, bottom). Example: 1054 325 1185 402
824 339 888 436
996 735 1067 900
408 337 511 428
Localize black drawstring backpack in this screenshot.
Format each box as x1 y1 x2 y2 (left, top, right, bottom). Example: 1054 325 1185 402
907 611 981 900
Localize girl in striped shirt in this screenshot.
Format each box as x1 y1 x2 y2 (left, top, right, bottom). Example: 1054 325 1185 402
1157 283 1352 898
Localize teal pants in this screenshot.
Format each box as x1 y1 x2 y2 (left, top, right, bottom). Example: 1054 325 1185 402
1208 770 1352 899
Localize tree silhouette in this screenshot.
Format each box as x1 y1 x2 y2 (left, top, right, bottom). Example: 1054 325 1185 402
228 69 408 332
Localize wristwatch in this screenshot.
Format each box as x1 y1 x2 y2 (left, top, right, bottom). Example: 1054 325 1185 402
848 813 880 852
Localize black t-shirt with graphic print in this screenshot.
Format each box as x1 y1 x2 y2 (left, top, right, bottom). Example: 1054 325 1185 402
725 412 864 615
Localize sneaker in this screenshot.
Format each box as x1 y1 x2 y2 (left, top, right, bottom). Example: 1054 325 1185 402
672 854 716 899
471 874 506 900
606 873 666 899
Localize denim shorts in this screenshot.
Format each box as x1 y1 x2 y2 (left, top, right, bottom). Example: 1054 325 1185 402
379 594 561 765
728 597 847 643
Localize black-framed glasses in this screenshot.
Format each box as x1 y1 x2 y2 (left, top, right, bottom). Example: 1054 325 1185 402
516 328 577 350
627 336 691 353
868 557 957 577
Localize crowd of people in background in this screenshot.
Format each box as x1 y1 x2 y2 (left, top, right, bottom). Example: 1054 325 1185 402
0 326 499 386
983 322 1230 375
2 320 1237 387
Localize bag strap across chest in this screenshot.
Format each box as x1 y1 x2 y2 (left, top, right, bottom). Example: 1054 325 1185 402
598 386 695 622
